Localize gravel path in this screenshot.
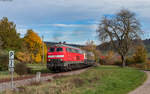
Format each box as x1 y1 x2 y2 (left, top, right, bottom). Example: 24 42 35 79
128 71 150 94
0 68 88 92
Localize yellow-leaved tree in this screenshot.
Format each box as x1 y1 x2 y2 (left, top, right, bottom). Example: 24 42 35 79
133 45 147 63
23 29 47 63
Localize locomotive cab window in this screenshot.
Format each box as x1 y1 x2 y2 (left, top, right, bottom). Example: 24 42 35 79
49 48 55 52
56 47 63 52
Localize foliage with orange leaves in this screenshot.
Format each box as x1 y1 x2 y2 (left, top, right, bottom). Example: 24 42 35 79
23 29 47 63
16 51 31 63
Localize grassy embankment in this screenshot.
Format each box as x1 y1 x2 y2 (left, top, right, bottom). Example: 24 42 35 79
5 66 147 94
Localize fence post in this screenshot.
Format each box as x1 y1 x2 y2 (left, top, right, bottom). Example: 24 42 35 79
35 72 41 82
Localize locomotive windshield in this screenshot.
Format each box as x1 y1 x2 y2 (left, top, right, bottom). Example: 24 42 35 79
49 48 55 52
56 47 63 52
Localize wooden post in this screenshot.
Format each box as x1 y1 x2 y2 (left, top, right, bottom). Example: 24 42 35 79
36 72 41 82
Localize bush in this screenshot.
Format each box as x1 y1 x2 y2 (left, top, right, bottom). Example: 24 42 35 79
0 50 8 71
125 46 148 69
100 51 122 65
15 62 28 76
142 60 150 70
126 56 135 65
114 60 122 66
16 52 31 63
133 45 147 63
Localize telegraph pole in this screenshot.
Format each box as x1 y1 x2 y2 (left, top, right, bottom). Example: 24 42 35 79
42 35 44 64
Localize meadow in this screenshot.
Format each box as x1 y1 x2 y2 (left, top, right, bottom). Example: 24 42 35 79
3 66 146 94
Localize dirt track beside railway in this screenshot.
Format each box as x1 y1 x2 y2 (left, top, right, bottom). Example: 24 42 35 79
0 68 88 92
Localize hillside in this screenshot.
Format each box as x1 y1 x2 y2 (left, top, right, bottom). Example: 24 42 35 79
97 39 150 53
45 39 150 53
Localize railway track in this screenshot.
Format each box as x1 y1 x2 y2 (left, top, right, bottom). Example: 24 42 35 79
0 67 90 92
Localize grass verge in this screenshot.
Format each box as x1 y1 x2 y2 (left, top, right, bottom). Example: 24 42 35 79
4 66 147 94
0 71 19 79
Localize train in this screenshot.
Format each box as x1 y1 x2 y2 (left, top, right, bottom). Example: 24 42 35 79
47 43 95 72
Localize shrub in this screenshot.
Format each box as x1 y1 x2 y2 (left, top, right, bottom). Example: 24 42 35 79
101 51 122 65
143 60 150 70
0 50 8 71
126 56 135 65
114 60 122 66
133 45 147 63
15 62 28 76
16 52 31 63
101 51 114 65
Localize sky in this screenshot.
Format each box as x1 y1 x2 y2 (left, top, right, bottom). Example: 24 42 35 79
0 0 150 45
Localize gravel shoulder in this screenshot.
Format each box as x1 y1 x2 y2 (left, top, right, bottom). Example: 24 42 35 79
128 71 149 94
0 68 88 92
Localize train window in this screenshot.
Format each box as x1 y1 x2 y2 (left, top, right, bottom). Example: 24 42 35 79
66 48 70 52
56 47 63 52
66 48 81 53
66 48 71 52
66 48 80 53
76 50 80 53
70 49 74 53
74 49 78 53
78 50 82 54
49 48 55 52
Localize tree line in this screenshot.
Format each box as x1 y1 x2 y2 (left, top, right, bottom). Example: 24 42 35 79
0 17 47 70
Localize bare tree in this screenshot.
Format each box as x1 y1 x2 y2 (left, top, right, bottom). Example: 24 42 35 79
97 9 142 67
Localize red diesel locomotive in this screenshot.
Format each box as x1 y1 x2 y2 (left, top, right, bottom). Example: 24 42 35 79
47 44 95 71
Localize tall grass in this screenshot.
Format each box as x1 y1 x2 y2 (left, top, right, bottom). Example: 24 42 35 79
3 66 146 94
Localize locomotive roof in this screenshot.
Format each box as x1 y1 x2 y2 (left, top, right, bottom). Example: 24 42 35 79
52 44 82 50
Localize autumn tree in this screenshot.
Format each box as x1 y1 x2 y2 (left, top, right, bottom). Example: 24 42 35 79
0 17 22 50
97 9 142 67
24 29 47 63
133 45 147 63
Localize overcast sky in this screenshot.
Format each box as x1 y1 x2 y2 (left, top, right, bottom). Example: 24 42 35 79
0 0 150 44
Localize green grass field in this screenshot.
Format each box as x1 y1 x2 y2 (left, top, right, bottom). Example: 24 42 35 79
6 66 146 94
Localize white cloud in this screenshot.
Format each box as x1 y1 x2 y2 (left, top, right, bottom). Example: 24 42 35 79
1 0 150 44
0 0 150 24
16 28 27 37
51 24 98 29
